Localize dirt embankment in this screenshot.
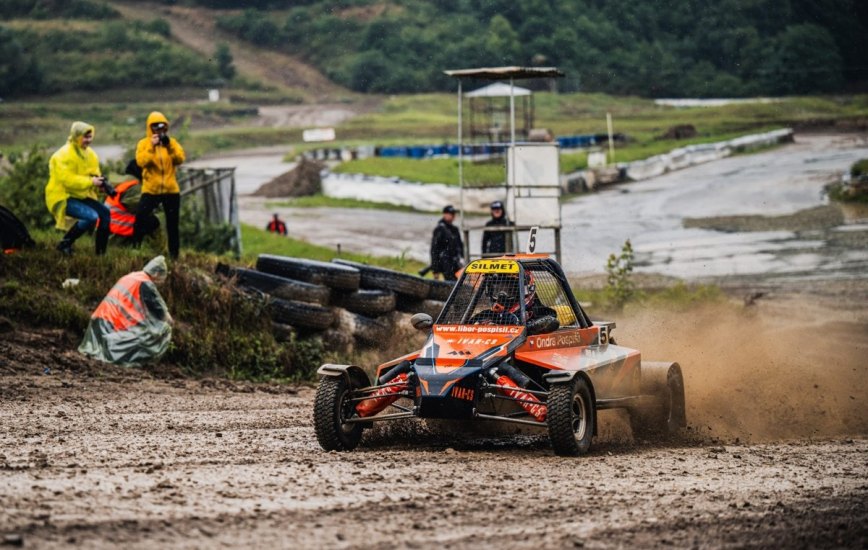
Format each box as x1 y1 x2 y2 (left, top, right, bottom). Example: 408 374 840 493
1 289 866 548
109 1 351 101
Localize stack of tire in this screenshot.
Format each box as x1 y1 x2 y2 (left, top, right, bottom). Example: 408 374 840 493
216 255 456 348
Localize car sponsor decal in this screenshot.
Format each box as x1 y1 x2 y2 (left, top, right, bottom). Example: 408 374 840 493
465 259 519 274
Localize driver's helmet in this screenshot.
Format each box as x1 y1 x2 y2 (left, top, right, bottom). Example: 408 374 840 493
484 271 535 314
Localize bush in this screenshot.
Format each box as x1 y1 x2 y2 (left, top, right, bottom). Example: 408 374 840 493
0 248 325 380
604 239 637 310
0 146 53 230
851 159 868 178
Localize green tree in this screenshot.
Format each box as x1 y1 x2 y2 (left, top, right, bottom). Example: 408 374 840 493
215 42 236 80
760 24 844 94
484 15 521 65
0 25 43 97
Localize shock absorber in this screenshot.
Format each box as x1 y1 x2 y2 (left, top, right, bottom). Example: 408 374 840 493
355 372 410 418
487 362 547 422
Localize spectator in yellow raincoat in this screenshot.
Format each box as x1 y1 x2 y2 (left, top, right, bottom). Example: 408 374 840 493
134 111 186 259
44 121 111 255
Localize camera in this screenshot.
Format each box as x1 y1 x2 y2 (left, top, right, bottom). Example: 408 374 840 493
159 133 170 146
98 176 117 198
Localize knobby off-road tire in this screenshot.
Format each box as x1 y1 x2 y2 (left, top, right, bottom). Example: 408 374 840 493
257 254 360 291
332 259 430 298
217 264 331 305
330 289 396 316
548 376 595 456
427 279 455 301
266 297 334 331
628 362 686 440
313 376 364 451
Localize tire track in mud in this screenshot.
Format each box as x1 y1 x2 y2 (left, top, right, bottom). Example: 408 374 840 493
2 371 866 548
2 289 866 548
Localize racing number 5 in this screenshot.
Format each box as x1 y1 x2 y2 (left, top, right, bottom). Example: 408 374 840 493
526 226 538 254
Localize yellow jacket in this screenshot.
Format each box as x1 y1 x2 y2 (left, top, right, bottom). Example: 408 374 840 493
45 121 101 230
136 111 186 195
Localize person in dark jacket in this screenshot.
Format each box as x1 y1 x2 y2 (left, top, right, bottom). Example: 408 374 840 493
430 205 463 281
481 200 514 256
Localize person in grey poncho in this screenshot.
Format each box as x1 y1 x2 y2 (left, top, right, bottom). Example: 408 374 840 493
79 255 173 366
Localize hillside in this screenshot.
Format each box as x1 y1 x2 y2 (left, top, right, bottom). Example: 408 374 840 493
2 0 866 100
211 0 868 97
107 1 352 102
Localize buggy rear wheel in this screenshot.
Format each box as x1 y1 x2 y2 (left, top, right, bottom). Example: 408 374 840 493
629 362 686 439
313 376 364 451
547 376 595 456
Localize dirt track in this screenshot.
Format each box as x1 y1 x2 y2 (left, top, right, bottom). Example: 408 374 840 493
2 290 866 548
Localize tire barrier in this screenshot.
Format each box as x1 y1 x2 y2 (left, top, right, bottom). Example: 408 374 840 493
257 254 360 291
332 259 430 299
330 288 397 316
347 312 391 344
396 296 446 319
216 264 331 305
427 279 455 301
217 259 434 349
266 297 335 331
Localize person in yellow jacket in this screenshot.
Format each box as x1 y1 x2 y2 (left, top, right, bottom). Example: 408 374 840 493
45 121 111 255
134 111 186 259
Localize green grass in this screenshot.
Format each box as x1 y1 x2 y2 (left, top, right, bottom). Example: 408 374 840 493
0 232 321 380
332 156 506 186
267 195 422 212
571 280 724 314
240 224 425 272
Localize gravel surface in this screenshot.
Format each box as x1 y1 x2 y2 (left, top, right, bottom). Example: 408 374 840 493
2 290 865 549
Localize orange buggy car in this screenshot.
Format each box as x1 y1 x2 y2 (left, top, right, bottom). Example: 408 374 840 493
313 254 686 456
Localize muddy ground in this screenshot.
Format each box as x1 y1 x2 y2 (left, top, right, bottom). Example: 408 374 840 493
1 284 866 548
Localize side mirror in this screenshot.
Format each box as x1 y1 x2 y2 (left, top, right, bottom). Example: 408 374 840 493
410 313 433 331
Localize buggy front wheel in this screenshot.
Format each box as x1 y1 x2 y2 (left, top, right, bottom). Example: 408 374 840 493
547 376 595 456
313 376 364 451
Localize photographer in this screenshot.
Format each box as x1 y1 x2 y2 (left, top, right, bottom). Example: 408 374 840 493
44 121 111 256
134 111 186 259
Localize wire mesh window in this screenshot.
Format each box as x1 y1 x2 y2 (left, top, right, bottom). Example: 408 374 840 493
438 263 580 329
526 264 579 328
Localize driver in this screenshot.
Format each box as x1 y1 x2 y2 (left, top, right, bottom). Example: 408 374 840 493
469 272 560 335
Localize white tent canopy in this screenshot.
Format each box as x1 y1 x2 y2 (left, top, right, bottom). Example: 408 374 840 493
465 82 532 98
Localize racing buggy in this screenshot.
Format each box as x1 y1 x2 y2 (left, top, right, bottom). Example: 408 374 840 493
313 255 686 456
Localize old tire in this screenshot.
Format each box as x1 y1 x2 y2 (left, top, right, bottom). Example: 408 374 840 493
396 296 445 319
257 254 360 291
349 312 391 344
266 297 334 331
427 279 455 301
330 289 396 316
332 259 429 298
217 264 331 305
629 362 686 439
548 376 595 456
313 376 364 451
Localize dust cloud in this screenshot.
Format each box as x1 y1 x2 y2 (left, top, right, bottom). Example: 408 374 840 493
619 295 868 442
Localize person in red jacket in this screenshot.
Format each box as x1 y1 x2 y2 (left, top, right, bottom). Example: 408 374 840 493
266 213 288 236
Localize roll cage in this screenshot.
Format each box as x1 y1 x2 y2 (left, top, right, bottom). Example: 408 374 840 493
435 256 593 329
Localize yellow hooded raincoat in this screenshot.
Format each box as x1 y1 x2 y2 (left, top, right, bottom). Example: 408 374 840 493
45 121 101 230
136 112 186 195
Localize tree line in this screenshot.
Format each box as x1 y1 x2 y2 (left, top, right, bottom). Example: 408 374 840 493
214 0 866 97
1 0 865 98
